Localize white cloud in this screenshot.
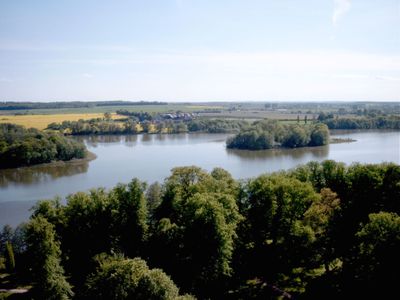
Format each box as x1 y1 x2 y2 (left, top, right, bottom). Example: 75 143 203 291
333 0 351 26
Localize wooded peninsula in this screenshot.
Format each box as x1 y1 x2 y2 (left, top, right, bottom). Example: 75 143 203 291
0 124 87 169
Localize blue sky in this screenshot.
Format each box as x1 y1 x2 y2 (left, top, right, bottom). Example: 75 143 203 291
0 0 399 101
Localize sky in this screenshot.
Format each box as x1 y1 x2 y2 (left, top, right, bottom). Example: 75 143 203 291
0 0 399 102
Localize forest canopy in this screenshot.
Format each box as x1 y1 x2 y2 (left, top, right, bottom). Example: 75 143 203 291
0 123 87 168
1 161 398 299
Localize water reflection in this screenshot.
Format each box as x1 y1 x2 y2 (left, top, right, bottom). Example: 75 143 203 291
0 160 89 187
78 135 125 147
75 133 228 147
125 135 139 147
226 145 329 161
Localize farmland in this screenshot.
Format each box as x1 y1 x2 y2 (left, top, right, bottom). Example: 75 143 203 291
0 113 123 130
0 104 224 115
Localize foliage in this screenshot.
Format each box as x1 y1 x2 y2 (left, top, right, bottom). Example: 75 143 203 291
6 161 400 299
237 174 322 284
25 216 73 300
47 117 248 135
5 241 15 273
340 212 400 298
85 254 192 300
146 182 163 214
320 115 400 129
0 123 86 168
227 121 329 150
150 167 242 296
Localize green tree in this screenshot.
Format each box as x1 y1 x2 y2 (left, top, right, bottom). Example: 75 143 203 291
151 167 242 296
5 241 15 272
85 254 191 300
146 182 163 214
282 125 310 147
111 179 149 256
26 216 73 300
344 212 400 298
309 124 329 146
240 175 321 284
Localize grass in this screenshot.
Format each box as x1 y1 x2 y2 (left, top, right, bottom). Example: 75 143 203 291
0 113 123 130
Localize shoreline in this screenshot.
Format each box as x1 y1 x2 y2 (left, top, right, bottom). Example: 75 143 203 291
226 137 357 152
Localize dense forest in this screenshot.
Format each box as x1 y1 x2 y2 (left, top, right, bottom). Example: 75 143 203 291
47 118 249 135
0 161 398 299
0 123 87 168
227 121 329 150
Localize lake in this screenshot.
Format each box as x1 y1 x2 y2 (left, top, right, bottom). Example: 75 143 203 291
0 130 399 227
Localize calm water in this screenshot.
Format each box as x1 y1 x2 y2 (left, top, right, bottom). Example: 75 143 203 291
0 130 399 227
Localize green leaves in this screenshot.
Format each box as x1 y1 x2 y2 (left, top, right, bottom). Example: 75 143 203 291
85 255 190 300
227 121 330 150
0 123 86 168
26 216 73 300
151 167 243 294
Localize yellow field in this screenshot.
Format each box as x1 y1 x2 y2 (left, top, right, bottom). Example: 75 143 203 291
0 113 123 130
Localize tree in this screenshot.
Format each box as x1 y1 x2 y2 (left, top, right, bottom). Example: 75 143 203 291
240 175 320 282
5 241 15 272
309 124 329 146
85 254 192 300
0 123 86 168
111 179 149 256
343 212 400 298
303 188 341 272
151 167 242 297
146 182 163 214
282 125 309 147
0 225 13 253
26 216 73 300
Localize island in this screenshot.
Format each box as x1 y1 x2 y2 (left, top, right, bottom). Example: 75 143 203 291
226 120 330 150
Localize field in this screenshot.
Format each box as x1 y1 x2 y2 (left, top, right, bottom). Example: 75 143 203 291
0 104 224 115
0 113 123 130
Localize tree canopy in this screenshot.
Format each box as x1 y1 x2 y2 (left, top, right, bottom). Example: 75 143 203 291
1 161 399 299
227 121 330 150
0 123 86 168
